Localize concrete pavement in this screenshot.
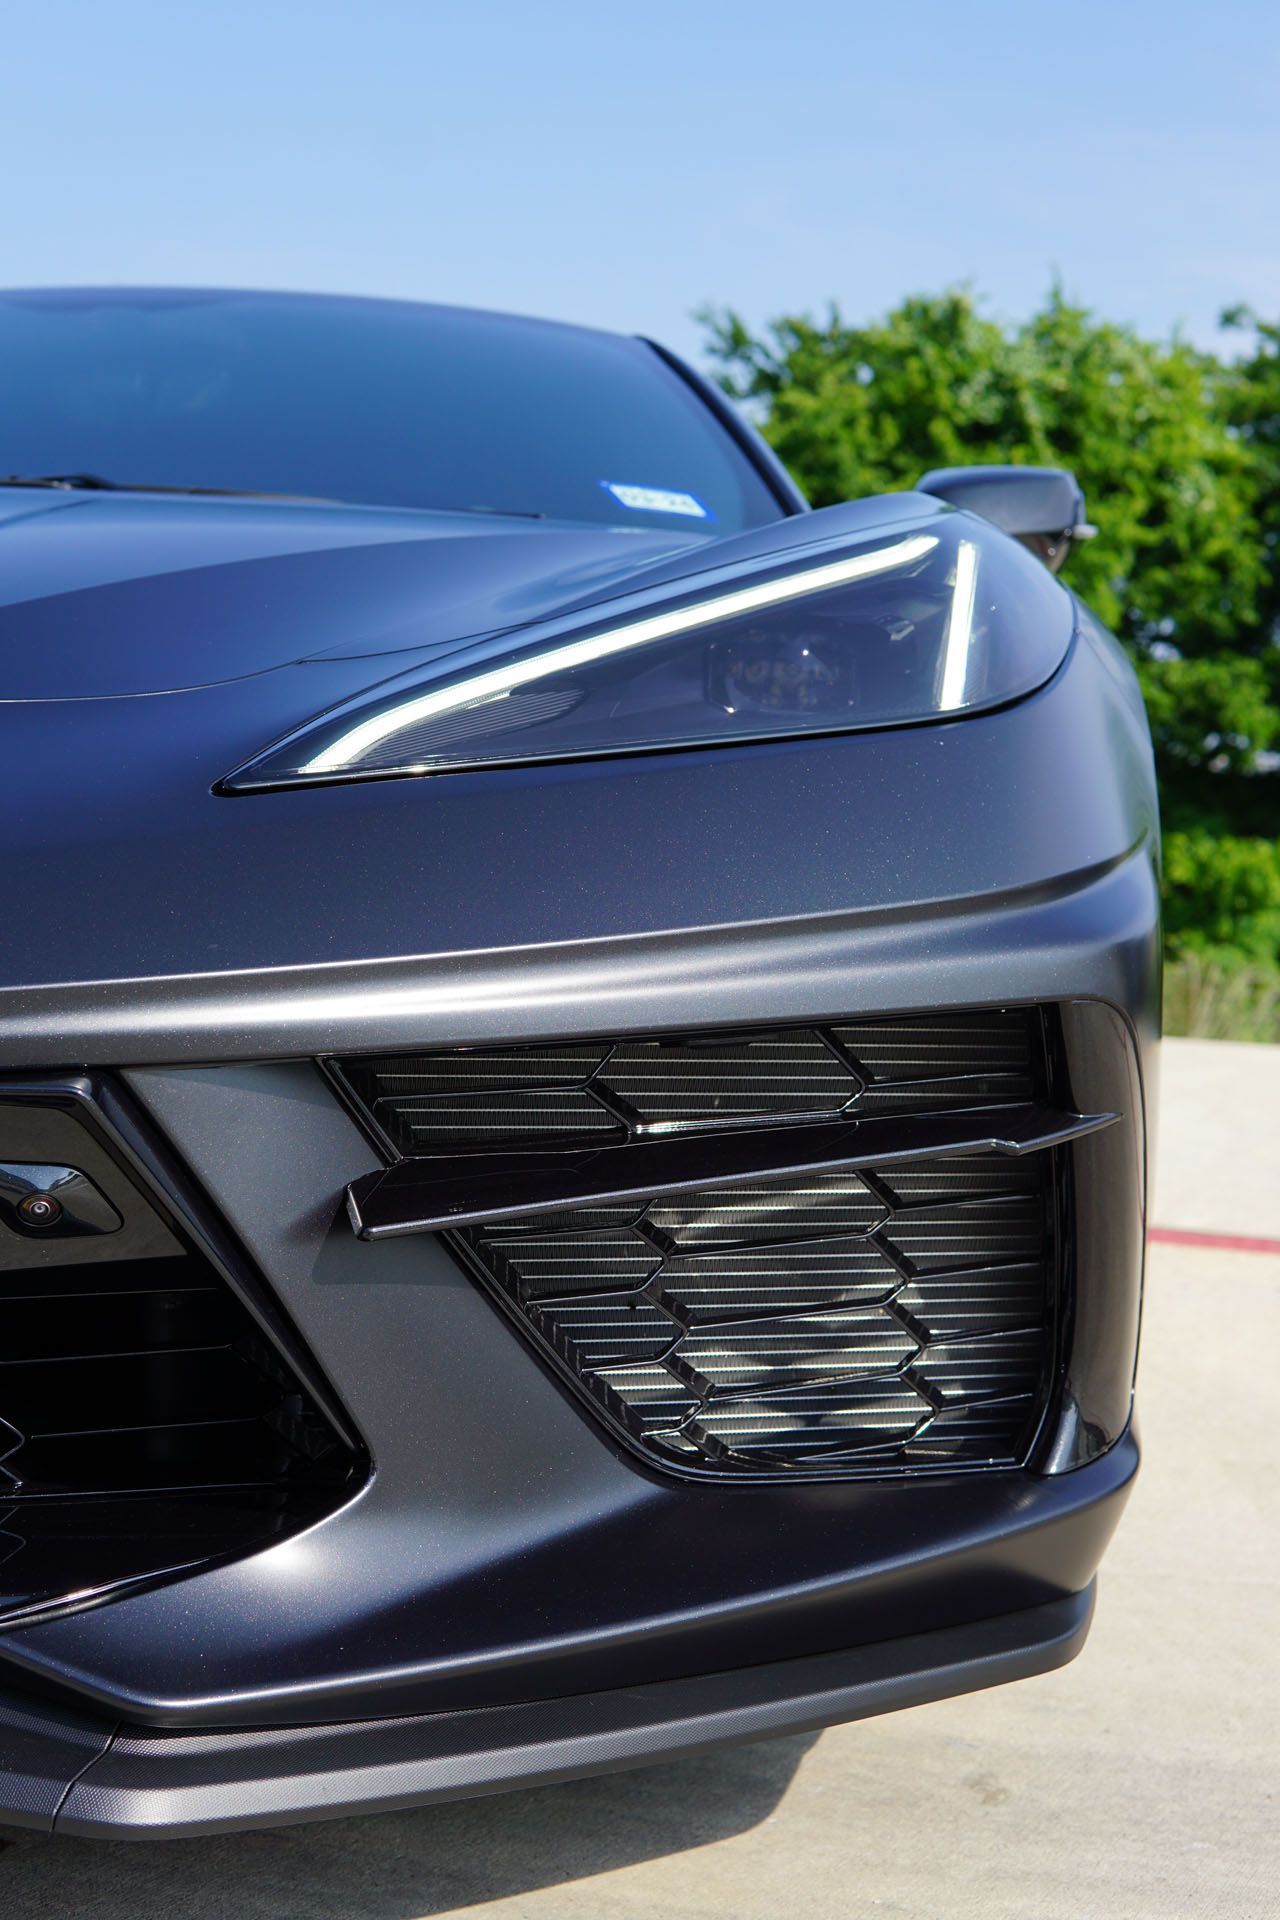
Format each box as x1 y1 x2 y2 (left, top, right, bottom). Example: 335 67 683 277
2 1038 1276 1917
1155 1035 1280 1240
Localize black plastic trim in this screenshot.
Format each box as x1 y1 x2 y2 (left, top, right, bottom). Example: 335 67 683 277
346 1102 1116 1237
637 338 811 518
0 1684 116 1834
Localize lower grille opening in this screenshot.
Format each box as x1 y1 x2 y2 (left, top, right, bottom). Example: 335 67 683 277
0 1255 346 1498
334 1008 1069 1482
0 1082 363 1621
455 1148 1053 1475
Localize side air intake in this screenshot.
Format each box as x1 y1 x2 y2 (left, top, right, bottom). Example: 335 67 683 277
331 1011 1112 1483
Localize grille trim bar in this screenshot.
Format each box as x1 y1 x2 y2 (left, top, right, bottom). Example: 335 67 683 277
346 1103 1115 1239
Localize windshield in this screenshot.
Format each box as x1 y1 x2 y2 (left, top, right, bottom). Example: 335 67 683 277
0 289 784 534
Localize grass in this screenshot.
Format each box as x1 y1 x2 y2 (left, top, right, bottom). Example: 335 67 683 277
1163 952 1280 1043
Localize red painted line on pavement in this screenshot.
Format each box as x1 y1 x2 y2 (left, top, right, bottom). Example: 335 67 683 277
1150 1225 1280 1256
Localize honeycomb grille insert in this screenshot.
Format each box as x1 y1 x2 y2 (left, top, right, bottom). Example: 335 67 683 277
335 1012 1061 1480
338 1015 1037 1155
460 1149 1049 1473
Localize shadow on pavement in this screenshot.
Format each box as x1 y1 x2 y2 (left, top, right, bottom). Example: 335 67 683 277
0 1732 817 1919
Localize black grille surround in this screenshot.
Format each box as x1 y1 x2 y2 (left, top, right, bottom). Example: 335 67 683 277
332 1010 1089 1484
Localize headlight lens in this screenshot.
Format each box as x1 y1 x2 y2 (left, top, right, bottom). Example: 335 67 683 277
222 513 1073 791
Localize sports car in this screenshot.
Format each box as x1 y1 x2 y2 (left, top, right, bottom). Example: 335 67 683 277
0 288 1157 1837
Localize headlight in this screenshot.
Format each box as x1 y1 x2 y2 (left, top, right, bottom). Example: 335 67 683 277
221 512 1074 791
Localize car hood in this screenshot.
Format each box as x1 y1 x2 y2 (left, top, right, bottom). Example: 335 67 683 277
0 490 708 701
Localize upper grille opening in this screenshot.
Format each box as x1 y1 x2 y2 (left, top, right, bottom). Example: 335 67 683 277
338 1013 1037 1155
333 1009 1065 1483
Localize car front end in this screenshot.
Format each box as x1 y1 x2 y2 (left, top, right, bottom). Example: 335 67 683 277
0 288 1157 1836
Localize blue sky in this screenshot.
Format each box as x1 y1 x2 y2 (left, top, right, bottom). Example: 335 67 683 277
3 1 1276 366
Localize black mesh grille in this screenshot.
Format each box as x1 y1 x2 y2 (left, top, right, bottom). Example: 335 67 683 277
460 1147 1050 1474
830 1014 1035 1105
0 1087 363 1620
602 1033 859 1125
340 1046 621 1153
0 1253 346 1498
339 1012 1036 1152
334 1010 1061 1480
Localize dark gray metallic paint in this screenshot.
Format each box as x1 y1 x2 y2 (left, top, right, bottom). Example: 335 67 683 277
0 618 1155 1066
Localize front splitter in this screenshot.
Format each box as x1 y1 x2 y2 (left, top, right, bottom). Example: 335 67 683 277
1 1584 1092 1838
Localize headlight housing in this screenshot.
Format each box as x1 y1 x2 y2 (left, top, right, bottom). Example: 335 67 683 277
222 511 1074 791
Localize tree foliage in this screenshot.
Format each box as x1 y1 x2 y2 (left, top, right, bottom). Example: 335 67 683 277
1163 828 1280 960
1222 308 1280 712
701 290 1280 970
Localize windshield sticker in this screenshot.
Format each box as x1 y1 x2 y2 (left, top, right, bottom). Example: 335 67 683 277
600 481 713 520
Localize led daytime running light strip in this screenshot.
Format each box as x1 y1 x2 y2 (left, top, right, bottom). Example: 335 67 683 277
938 539 979 711
300 532 941 774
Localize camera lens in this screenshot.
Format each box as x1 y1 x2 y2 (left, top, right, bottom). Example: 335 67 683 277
17 1192 63 1228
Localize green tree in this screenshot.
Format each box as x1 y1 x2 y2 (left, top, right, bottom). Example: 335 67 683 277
1222 309 1280 711
1162 828 1280 960
702 289 1280 966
